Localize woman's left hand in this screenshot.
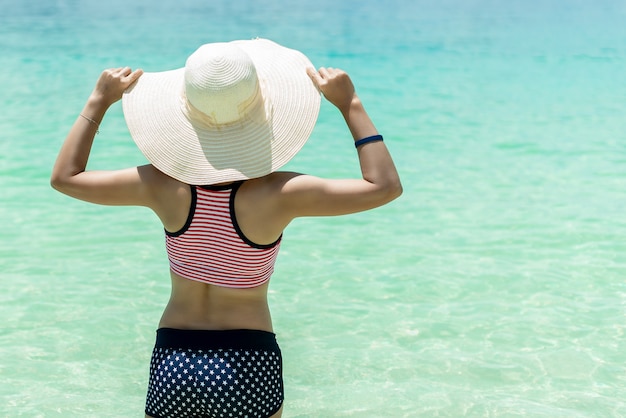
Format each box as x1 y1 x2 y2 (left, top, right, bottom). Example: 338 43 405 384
90 67 143 107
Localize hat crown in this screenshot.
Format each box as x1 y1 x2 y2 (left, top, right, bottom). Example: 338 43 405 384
184 43 260 125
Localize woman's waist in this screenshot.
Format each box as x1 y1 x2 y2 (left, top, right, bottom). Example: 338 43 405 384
162 271 273 331
159 296 273 332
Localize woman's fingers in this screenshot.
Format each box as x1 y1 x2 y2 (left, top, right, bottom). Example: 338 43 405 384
306 67 323 88
306 66 355 111
108 66 143 84
91 67 143 105
121 68 143 83
318 67 331 79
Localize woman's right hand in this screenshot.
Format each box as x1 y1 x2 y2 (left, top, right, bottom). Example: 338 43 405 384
307 67 356 112
90 67 143 107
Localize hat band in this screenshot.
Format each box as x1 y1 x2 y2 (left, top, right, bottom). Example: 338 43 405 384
180 87 270 129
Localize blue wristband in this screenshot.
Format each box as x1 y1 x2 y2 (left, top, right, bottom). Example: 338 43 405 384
354 134 383 148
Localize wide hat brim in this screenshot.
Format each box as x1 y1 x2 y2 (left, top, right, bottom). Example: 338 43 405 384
122 38 321 185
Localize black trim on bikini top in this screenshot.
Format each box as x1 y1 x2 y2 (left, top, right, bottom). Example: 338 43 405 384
163 181 282 249
164 183 237 237
229 181 282 249
199 182 241 191
164 185 197 237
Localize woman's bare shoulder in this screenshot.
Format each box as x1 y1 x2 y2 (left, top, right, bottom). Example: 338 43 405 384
239 171 302 196
141 165 192 231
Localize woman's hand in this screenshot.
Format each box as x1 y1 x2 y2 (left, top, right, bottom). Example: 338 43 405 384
90 67 143 107
307 67 356 112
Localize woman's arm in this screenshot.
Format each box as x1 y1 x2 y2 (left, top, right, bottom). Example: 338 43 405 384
276 67 402 218
50 67 154 206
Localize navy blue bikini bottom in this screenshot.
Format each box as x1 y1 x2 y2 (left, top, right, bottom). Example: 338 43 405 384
145 328 283 418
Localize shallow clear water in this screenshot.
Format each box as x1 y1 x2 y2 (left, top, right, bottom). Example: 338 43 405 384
1 0 626 416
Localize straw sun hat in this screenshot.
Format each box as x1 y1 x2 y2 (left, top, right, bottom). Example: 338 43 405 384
122 38 321 185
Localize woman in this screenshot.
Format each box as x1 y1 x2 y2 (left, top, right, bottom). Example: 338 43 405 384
51 39 401 418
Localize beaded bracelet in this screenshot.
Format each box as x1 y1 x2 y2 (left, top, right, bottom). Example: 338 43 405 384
354 134 383 148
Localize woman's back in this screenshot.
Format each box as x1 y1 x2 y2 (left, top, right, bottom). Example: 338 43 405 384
154 174 288 332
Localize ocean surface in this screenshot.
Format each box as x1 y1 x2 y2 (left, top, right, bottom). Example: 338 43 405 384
1 0 626 416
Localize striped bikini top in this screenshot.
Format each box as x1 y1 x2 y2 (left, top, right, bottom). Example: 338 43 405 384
165 181 282 288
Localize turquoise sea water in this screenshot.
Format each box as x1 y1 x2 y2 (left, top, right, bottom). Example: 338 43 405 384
2 0 626 416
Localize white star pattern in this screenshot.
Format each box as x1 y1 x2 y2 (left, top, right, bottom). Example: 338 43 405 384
146 347 283 417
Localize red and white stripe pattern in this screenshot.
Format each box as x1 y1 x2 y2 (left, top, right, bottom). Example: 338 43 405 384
165 185 281 288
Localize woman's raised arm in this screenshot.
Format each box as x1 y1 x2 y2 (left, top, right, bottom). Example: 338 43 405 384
50 67 156 207
275 67 402 219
